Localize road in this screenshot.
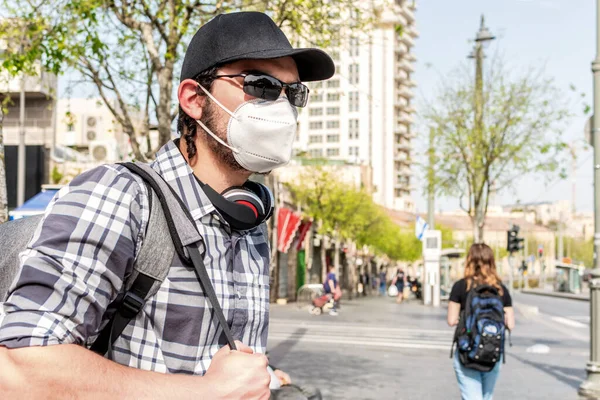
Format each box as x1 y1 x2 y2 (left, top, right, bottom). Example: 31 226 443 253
514 291 589 326
267 293 589 399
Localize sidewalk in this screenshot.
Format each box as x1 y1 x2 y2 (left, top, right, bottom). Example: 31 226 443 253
521 288 589 301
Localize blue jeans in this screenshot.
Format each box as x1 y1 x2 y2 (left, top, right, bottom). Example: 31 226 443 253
379 282 386 295
453 352 501 400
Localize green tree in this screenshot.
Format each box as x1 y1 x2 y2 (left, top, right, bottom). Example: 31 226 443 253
423 58 570 243
288 166 423 267
1 0 374 160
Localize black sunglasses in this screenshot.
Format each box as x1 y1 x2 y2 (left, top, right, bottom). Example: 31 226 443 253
214 73 310 107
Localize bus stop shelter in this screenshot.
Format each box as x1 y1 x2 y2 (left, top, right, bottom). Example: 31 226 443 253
554 261 584 294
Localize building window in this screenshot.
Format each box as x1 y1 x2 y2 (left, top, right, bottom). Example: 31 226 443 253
327 79 340 88
326 107 340 115
349 119 359 139
309 108 323 116
349 146 359 156
310 81 323 89
348 64 359 85
309 135 323 143
327 93 340 102
327 148 340 157
349 37 359 57
327 134 340 143
309 149 323 158
330 50 340 61
349 92 359 112
311 93 323 103
309 121 323 130
326 120 340 129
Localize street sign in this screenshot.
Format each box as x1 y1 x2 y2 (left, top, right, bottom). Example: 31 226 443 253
422 230 442 307
585 115 594 147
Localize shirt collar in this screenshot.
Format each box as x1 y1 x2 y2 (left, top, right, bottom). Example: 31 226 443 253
150 139 216 221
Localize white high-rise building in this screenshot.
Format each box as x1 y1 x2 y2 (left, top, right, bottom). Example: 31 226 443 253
295 0 417 211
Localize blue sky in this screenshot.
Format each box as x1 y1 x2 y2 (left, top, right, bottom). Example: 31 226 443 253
412 0 595 213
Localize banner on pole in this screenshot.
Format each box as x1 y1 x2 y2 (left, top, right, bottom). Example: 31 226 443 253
277 207 302 253
415 216 429 241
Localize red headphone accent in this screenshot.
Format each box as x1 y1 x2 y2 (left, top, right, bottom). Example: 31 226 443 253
236 200 258 218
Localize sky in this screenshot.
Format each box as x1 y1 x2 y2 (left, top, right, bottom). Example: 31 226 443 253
58 0 596 213
412 0 595 213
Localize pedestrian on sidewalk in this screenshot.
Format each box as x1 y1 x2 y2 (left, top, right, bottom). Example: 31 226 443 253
324 265 341 316
447 243 516 400
0 11 334 400
379 267 387 296
392 268 406 303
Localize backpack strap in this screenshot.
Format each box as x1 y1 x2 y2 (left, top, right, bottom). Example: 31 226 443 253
90 175 175 355
119 162 238 351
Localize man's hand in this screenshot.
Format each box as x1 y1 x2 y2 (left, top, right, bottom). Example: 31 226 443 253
204 341 271 400
273 369 291 386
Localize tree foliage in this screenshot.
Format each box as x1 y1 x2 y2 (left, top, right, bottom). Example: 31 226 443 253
0 0 375 160
423 57 570 242
288 166 422 261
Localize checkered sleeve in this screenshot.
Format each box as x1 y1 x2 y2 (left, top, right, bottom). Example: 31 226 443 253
0 165 147 348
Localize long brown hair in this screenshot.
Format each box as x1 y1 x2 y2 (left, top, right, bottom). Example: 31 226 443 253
464 243 503 295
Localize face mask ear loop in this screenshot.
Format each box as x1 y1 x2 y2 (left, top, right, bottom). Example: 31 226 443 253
195 84 240 154
195 119 241 154
197 84 236 119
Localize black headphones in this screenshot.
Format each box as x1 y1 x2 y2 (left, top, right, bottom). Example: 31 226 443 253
195 177 274 231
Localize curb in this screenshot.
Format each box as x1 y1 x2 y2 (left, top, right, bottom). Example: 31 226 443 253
520 289 589 302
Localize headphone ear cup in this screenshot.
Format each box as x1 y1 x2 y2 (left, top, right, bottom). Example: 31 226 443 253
221 186 265 220
244 181 274 221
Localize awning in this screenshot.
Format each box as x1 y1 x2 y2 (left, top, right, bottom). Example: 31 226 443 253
9 189 59 220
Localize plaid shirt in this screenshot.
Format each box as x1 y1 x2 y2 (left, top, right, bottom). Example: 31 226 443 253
0 140 270 374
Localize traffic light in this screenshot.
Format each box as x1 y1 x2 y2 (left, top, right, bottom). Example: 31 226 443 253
507 225 524 253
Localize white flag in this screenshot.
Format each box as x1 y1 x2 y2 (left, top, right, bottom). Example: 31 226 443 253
415 216 429 241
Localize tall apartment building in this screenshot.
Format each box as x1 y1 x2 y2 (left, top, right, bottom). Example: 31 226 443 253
295 0 417 211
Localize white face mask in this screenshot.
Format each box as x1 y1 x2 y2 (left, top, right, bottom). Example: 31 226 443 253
196 84 299 173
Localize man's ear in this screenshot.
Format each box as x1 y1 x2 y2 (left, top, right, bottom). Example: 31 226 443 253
178 79 206 120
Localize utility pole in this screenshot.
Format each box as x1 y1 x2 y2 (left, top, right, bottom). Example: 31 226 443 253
427 127 435 228
468 16 495 243
17 72 26 207
579 0 600 396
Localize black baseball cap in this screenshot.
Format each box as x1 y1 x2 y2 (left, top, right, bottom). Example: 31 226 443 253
180 12 335 82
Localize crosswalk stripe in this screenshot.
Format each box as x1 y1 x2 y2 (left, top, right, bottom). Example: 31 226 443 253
550 316 588 328
269 334 450 350
269 319 452 350
270 319 451 335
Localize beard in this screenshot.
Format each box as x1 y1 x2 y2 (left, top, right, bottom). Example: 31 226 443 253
199 98 245 172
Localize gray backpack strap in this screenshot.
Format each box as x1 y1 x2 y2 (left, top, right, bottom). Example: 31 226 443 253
0 214 44 301
122 162 238 351
90 167 176 356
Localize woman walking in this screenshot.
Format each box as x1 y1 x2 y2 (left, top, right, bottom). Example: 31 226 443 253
447 243 515 400
392 268 406 304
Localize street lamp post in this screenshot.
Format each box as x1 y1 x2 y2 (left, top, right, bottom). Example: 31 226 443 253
580 0 600 397
467 16 495 244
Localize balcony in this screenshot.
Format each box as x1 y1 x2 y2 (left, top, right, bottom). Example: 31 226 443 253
395 41 408 55
404 78 416 88
397 167 413 176
398 111 414 125
404 53 417 62
397 86 413 99
395 141 411 152
0 69 57 98
400 33 415 48
397 59 415 73
401 4 415 22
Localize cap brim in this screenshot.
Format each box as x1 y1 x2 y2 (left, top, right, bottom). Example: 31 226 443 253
218 47 335 82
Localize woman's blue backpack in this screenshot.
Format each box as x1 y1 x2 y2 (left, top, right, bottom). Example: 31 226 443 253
451 284 508 372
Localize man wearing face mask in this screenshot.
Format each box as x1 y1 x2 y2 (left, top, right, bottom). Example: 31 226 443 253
0 12 334 400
